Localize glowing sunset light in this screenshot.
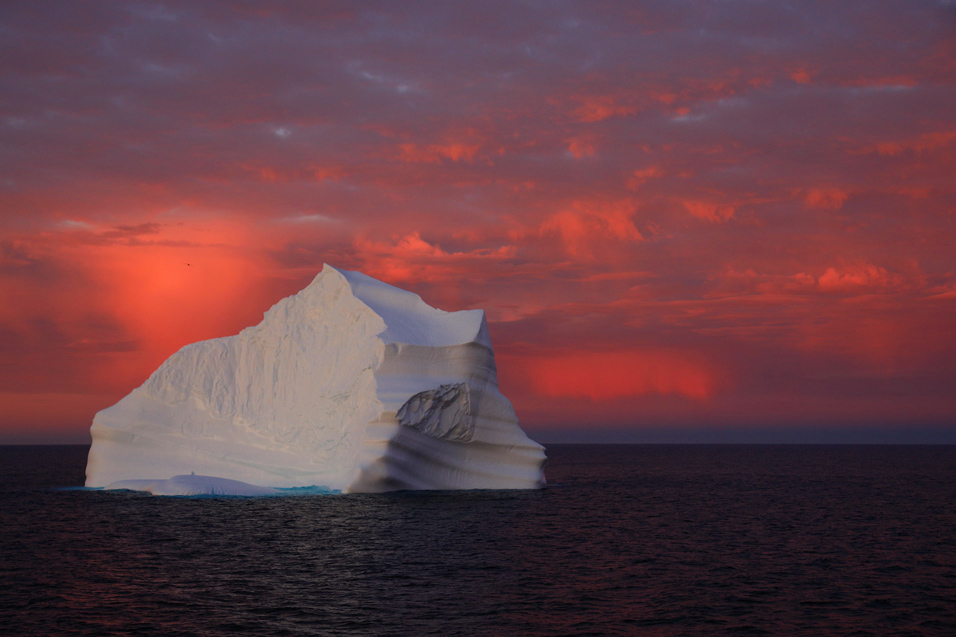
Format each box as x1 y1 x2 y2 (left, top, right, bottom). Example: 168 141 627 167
525 351 717 401
1 1 954 443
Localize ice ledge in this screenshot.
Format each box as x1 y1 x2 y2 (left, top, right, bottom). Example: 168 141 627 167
102 475 342 497
106 474 280 496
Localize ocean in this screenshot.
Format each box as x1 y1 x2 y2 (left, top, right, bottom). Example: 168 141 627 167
2 444 955 635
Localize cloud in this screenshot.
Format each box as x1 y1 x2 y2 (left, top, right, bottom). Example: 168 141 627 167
567 136 596 158
275 214 338 224
571 94 636 122
535 199 643 258
353 232 516 284
682 200 735 222
627 166 663 188
396 130 486 164
789 68 814 84
713 263 912 298
522 350 716 401
399 142 482 163
816 264 905 293
872 131 956 156
101 223 162 239
803 188 848 210
2 0 956 439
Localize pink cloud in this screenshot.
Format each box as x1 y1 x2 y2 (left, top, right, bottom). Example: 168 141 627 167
873 131 956 156
353 232 516 284
682 200 735 222
572 94 637 122
627 166 663 189
816 264 904 293
521 350 717 401
567 136 596 158
399 142 481 163
803 188 849 210
789 68 814 84
536 199 643 258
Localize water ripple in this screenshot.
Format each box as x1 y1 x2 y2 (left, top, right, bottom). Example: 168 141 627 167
2 445 955 635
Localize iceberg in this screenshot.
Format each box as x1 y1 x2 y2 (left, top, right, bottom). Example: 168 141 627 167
85 265 547 494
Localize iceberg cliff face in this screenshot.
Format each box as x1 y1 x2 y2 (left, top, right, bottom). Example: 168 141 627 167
86 265 546 493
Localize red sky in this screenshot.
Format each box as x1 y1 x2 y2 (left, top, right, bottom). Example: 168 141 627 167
2 1 955 443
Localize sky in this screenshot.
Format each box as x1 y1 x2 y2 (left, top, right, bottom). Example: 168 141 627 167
2 1 955 444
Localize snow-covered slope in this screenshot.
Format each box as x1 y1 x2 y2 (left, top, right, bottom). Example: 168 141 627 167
86 265 546 494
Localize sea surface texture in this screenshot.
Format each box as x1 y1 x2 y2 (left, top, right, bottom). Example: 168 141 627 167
2 444 955 635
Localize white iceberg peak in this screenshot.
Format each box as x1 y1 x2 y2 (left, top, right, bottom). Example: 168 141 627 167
86 265 546 494
329 265 491 348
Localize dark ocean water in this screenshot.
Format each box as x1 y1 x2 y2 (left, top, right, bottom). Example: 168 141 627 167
2 445 955 636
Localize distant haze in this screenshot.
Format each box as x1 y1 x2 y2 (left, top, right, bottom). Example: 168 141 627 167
1 1 955 443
